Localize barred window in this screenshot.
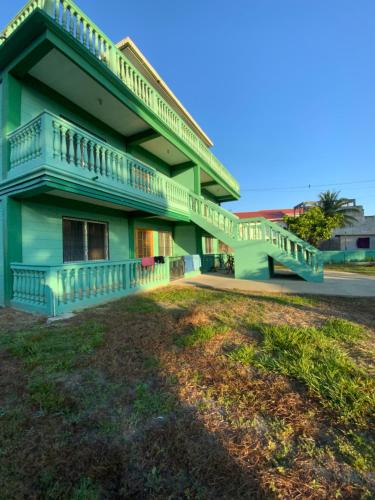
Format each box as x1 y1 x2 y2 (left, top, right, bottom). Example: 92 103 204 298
63 218 108 263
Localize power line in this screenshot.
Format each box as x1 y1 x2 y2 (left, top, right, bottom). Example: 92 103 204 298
240 178 375 193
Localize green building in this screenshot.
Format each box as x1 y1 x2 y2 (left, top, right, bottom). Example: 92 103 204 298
0 0 323 316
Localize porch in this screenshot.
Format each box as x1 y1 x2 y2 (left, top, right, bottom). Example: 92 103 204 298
10 259 170 316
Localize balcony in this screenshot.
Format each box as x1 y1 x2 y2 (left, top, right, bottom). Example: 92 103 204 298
7 111 194 219
0 0 240 198
11 259 170 315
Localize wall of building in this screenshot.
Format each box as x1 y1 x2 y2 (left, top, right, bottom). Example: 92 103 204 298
171 166 195 192
21 77 125 150
173 224 198 257
0 200 4 306
21 195 130 265
337 234 375 250
322 250 375 264
330 212 375 250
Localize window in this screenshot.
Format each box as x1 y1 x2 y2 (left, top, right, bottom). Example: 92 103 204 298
63 218 108 263
357 237 370 249
158 231 173 256
205 237 214 254
135 229 153 258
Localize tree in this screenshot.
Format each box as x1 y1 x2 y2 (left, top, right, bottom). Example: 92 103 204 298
284 206 342 246
317 190 361 226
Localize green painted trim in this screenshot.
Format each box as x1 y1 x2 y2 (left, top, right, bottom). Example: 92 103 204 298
23 74 126 146
2 197 22 303
0 10 240 199
194 164 201 196
1 72 22 178
128 219 135 259
172 161 196 173
125 129 161 146
322 250 375 264
201 181 217 188
127 145 171 177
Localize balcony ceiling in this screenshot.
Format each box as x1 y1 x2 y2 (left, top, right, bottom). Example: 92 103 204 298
29 48 189 166
200 169 230 198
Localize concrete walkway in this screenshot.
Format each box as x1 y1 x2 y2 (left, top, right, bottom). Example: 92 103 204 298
175 271 375 297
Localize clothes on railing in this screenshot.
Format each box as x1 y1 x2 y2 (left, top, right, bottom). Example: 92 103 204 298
183 255 194 273
184 255 201 273
192 255 201 271
141 257 154 267
154 256 165 264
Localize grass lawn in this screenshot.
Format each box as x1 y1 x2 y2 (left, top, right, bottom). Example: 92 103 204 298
0 287 374 499
324 263 375 276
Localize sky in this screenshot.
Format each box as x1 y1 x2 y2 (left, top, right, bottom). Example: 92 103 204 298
2 0 375 214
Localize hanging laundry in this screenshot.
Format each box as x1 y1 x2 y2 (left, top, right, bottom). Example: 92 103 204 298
141 256 155 267
183 255 194 273
192 254 201 271
154 256 165 264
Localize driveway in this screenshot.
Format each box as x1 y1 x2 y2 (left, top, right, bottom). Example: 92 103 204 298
176 270 375 297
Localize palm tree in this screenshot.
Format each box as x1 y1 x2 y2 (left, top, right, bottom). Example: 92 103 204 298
317 190 361 226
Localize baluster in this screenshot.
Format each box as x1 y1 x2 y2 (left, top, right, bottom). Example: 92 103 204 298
67 128 74 164
61 2 68 29
73 269 79 302
60 125 68 162
75 14 81 41
108 265 113 292
86 141 92 171
69 7 74 34
75 133 82 166
82 138 87 169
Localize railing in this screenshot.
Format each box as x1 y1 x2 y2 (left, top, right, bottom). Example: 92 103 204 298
7 112 322 277
7 111 190 216
11 259 170 315
0 0 240 195
188 193 322 274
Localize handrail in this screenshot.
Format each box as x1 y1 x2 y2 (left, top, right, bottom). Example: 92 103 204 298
0 0 240 195
8 112 322 275
238 217 320 254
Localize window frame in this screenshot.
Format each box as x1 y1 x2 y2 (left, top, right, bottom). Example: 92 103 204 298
205 236 214 254
62 217 109 263
158 230 173 257
135 228 154 258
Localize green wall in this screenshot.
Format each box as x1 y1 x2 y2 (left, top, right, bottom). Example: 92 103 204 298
0 200 4 306
22 196 130 265
173 224 198 256
21 77 125 151
322 250 375 264
128 146 171 177
172 166 195 192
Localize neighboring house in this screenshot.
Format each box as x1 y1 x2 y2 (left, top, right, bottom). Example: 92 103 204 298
0 0 322 317
320 207 375 250
236 209 295 223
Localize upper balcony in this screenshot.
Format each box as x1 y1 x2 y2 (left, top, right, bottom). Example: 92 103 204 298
0 0 240 201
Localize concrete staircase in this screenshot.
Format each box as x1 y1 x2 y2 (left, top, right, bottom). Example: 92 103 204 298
189 196 323 282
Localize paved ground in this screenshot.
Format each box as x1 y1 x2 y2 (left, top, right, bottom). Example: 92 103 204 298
176 270 375 297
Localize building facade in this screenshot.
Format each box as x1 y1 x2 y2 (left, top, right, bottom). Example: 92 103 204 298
0 0 322 316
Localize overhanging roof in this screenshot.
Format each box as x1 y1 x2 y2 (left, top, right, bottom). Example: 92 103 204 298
117 36 214 148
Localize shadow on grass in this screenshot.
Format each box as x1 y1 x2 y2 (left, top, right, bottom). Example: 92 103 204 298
0 294 266 499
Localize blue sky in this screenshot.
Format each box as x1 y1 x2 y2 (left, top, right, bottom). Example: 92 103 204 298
2 0 375 213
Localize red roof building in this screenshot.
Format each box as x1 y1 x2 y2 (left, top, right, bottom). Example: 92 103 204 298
235 209 295 222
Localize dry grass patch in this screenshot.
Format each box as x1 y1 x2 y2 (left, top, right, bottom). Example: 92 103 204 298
0 286 374 498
